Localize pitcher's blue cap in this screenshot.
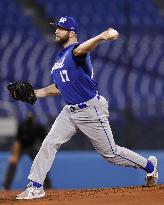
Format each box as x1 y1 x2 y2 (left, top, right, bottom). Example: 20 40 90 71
51 16 78 33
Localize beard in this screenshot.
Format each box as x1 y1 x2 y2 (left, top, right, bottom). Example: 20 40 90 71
55 33 69 45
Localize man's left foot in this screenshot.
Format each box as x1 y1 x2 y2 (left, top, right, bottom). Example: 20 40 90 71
16 182 45 200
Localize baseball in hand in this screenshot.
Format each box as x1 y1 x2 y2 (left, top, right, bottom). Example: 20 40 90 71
108 29 119 40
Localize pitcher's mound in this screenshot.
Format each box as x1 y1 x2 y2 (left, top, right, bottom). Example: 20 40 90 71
1 184 164 205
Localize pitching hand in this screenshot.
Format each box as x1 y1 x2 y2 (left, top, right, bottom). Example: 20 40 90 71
100 28 119 40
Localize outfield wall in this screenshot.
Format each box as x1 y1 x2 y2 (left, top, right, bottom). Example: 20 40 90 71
0 151 164 189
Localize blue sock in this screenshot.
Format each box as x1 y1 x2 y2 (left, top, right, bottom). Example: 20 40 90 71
144 160 154 173
31 181 42 188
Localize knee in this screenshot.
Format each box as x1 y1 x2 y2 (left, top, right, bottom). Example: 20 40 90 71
9 155 19 164
98 146 118 159
41 139 61 153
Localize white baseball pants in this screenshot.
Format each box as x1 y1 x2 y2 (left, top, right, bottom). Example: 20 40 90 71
28 95 147 184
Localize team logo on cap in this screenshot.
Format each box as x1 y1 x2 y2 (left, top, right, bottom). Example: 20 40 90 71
59 17 67 23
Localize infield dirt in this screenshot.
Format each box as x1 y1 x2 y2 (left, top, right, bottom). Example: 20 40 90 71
0 184 164 205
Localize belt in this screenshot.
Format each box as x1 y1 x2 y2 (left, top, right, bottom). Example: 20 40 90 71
68 95 100 112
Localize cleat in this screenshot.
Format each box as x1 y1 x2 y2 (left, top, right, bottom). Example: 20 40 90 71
145 156 158 186
16 182 45 200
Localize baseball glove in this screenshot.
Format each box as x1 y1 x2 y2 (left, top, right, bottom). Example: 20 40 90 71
7 81 37 104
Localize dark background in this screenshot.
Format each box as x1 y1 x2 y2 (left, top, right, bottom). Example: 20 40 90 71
0 0 164 150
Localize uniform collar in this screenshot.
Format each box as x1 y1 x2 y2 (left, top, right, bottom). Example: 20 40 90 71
59 42 79 55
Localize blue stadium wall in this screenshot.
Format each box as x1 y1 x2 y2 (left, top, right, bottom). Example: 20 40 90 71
0 151 164 189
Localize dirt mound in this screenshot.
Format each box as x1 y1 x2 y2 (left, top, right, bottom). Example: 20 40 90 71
1 185 164 205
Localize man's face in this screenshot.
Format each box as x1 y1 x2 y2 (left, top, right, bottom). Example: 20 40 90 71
55 27 70 45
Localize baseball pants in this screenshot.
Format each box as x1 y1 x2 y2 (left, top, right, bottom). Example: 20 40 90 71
28 95 147 184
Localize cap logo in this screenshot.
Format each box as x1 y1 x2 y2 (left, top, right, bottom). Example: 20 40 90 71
59 17 67 23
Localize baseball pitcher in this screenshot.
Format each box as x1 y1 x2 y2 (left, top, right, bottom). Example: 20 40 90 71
13 16 158 199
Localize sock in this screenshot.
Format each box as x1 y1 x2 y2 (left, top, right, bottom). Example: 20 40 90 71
31 181 43 188
144 160 154 173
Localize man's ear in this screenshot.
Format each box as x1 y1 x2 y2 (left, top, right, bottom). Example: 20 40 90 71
69 31 76 38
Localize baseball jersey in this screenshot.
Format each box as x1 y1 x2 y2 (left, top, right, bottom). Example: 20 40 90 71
51 43 98 105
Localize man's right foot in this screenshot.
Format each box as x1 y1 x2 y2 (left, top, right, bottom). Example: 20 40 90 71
145 156 158 186
16 182 45 200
